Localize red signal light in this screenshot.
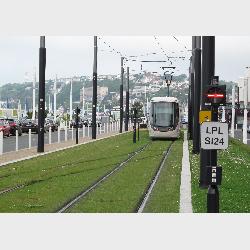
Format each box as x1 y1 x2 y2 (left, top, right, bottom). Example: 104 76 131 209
207 94 224 98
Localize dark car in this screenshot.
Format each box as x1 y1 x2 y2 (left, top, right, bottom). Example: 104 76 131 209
70 120 84 128
46 120 58 132
0 120 11 137
21 119 39 133
5 118 22 136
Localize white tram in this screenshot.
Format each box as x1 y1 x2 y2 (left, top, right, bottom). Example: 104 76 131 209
148 97 180 139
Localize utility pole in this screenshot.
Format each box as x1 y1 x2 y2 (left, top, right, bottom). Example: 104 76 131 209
243 76 248 144
92 36 97 139
192 36 201 154
188 58 192 139
82 86 85 116
53 75 57 122
70 78 73 122
37 36 46 153
125 66 129 131
120 57 124 133
32 70 36 120
231 83 235 137
200 36 215 188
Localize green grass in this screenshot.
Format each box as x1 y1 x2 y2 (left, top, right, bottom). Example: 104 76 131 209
143 137 183 213
190 138 250 213
0 131 149 212
69 140 172 213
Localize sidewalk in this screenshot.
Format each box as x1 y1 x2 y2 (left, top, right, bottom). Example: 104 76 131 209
0 130 122 166
179 130 193 213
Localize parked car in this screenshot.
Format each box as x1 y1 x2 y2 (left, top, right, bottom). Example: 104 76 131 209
46 120 58 132
21 119 39 133
0 120 11 137
247 125 250 133
5 118 22 136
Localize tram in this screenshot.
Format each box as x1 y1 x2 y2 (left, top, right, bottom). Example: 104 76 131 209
148 96 180 139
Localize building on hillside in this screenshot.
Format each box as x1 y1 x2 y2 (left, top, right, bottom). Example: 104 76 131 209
83 86 109 101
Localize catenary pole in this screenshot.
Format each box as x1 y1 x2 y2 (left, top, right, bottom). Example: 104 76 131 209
120 57 124 133
92 36 97 139
192 36 201 153
125 66 129 131
37 36 46 153
200 36 215 189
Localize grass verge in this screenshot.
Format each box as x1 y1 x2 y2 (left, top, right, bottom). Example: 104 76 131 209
190 138 250 213
143 136 183 213
0 131 149 212
68 140 172 213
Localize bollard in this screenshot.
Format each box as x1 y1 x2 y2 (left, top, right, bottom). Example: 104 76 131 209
58 126 61 143
236 124 238 130
0 131 3 155
29 129 31 149
83 126 85 138
88 125 90 137
72 127 74 140
104 123 106 134
65 126 68 142
49 127 52 144
16 129 18 151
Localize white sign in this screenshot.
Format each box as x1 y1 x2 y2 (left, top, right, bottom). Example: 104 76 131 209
200 122 228 150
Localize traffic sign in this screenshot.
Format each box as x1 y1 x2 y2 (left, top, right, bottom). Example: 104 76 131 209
200 122 228 150
199 110 212 124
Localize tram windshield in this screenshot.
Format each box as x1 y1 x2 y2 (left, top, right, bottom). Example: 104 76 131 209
152 102 174 127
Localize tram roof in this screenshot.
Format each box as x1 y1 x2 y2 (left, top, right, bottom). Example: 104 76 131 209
150 96 179 103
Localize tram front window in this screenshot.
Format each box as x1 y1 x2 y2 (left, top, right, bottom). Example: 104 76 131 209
153 102 174 127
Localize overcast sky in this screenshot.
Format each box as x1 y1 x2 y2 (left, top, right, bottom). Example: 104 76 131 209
0 36 250 85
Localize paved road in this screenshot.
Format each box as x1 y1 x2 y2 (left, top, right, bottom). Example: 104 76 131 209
233 129 250 145
2 126 101 153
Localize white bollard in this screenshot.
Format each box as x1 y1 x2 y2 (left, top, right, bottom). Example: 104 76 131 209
28 129 31 149
83 126 85 138
58 126 61 143
65 126 68 141
88 125 90 137
0 131 3 155
72 127 74 140
16 130 18 151
236 124 238 130
49 127 52 144
104 123 106 134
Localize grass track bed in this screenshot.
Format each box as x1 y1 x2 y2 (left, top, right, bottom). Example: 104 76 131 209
143 136 183 213
68 140 172 213
0 131 149 212
190 138 250 213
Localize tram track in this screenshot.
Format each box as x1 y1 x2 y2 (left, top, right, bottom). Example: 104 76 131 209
135 140 174 213
56 143 150 213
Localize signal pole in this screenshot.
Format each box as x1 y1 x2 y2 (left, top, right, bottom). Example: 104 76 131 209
120 57 124 133
37 36 46 153
92 36 97 139
200 36 215 188
125 66 129 131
